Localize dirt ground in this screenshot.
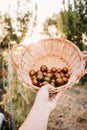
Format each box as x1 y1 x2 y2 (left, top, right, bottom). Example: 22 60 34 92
47 85 87 130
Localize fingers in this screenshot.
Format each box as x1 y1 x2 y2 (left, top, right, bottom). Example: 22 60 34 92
41 84 55 91
37 84 52 96
37 84 55 98
38 84 63 103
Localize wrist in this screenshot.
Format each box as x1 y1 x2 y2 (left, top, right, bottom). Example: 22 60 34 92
32 102 50 117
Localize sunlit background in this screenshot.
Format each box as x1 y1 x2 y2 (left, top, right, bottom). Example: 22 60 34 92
0 0 73 43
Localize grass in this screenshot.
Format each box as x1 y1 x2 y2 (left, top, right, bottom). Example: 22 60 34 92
3 70 36 130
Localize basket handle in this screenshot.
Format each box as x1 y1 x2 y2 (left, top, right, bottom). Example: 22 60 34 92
83 51 87 61
82 51 87 76
11 44 26 68
76 51 87 81
83 51 87 76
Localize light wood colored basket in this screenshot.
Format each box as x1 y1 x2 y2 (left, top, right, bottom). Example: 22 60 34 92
11 38 87 93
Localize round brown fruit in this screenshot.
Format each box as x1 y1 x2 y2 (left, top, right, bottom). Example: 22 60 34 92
32 79 38 86
55 78 64 86
63 77 68 84
36 70 43 75
60 72 65 78
40 65 48 72
37 74 44 82
29 69 36 76
31 75 37 80
54 73 61 79
51 67 57 73
44 76 51 83
43 72 47 77
29 65 70 88
47 73 53 79
62 67 68 74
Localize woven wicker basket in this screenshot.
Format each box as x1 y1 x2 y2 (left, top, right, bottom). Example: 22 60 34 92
11 38 87 93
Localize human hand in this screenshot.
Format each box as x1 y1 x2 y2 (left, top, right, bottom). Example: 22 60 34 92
34 84 62 114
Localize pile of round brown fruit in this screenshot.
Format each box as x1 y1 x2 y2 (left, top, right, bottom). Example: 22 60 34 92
29 65 70 88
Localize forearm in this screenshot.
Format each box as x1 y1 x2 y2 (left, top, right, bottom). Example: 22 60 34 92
19 104 50 130
19 85 61 130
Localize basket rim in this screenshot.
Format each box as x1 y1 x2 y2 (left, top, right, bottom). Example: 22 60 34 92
25 38 84 62
38 38 83 59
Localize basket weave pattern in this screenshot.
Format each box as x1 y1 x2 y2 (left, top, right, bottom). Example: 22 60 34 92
11 38 87 93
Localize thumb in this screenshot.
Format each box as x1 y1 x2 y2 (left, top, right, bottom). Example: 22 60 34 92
41 84 55 91
55 92 63 102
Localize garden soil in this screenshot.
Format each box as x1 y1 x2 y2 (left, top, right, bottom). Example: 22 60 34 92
47 85 87 130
